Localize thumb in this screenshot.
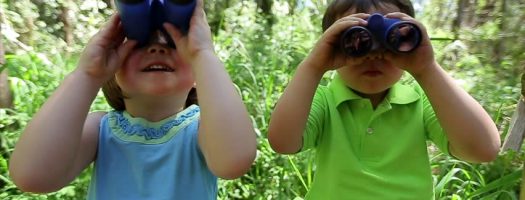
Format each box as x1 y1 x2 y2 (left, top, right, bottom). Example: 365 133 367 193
163 23 183 44
114 39 137 69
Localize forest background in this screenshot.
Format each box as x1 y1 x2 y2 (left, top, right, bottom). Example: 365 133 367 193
0 0 524 199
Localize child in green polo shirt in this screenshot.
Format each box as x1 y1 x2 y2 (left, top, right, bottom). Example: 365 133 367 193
267 0 501 199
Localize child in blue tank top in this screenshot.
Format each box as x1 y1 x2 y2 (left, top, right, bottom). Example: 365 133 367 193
9 0 257 199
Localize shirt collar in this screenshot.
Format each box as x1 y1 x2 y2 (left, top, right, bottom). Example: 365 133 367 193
328 74 421 107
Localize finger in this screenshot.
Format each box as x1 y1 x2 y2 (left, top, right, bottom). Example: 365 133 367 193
200 8 209 24
327 19 367 35
196 0 204 13
385 12 429 40
337 14 369 25
110 23 126 48
163 22 183 43
100 13 121 39
116 40 137 66
385 12 413 21
91 13 122 47
348 13 371 20
191 0 207 23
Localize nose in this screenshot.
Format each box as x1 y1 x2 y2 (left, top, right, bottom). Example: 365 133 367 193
147 44 168 54
145 30 170 54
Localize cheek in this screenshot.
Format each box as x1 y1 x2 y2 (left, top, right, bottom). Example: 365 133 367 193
124 50 143 66
177 66 195 90
337 66 358 79
114 65 140 94
118 53 141 77
385 66 404 77
173 53 194 84
114 72 133 95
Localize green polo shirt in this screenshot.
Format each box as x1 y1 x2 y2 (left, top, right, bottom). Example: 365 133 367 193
302 74 449 200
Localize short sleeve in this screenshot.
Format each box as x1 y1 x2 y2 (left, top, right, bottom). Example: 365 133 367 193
422 92 450 155
301 87 327 151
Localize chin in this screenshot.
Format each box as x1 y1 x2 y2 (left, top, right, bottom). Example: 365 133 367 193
151 85 193 96
141 86 176 96
353 84 389 93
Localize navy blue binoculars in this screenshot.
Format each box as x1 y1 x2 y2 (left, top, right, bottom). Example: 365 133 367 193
115 0 196 47
340 14 422 57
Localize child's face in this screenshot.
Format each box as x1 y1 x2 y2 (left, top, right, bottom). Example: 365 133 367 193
115 37 194 99
336 3 404 97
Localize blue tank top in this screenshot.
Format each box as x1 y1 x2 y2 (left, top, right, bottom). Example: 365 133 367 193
87 105 217 200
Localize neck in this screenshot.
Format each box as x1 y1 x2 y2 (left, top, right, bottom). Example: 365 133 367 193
354 89 388 109
124 95 188 122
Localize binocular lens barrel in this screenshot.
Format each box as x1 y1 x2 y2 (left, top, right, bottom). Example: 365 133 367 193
116 0 196 47
340 27 374 57
119 0 146 4
169 0 194 4
386 23 421 53
339 14 422 57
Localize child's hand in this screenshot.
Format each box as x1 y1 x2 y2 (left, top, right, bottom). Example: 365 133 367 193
384 12 436 76
163 0 214 64
77 14 137 85
304 13 370 73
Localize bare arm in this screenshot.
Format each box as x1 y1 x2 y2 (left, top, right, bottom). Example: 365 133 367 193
267 14 369 154
414 62 500 163
192 51 257 179
9 72 101 193
164 0 256 179
384 12 500 163
9 14 136 192
267 62 325 154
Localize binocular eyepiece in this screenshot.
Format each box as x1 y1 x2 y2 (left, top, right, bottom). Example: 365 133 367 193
115 0 197 47
340 14 422 57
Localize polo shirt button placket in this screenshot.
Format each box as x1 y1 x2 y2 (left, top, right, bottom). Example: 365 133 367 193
366 127 374 134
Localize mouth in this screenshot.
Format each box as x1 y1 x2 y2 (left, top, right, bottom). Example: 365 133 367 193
141 64 175 72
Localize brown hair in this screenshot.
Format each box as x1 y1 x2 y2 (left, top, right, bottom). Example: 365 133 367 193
101 77 198 111
322 0 415 32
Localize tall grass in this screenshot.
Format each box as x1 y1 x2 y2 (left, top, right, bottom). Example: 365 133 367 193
1 1 523 199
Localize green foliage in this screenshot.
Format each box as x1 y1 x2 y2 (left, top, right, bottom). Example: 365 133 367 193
213 2 321 199
0 49 96 198
431 154 521 199
1 0 524 199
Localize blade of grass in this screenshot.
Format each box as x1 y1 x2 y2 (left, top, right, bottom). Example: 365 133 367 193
288 155 309 192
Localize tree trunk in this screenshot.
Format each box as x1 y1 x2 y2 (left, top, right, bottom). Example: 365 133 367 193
60 0 74 48
476 0 496 25
492 0 506 65
256 0 274 35
520 72 525 200
0 8 12 109
208 0 231 35
451 0 466 39
102 0 116 9
19 0 36 46
288 0 297 15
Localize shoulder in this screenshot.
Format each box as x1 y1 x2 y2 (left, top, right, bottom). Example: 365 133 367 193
67 111 107 177
84 112 107 136
83 111 109 138
310 86 332 111
87 111 108 126
313 85 331 101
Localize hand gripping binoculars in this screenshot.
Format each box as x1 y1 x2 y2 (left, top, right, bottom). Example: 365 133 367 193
115 0 197 47
339 13 422 57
